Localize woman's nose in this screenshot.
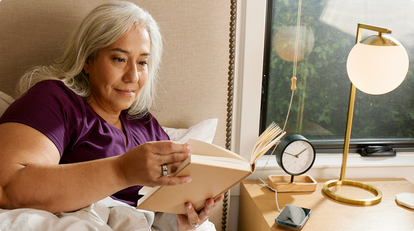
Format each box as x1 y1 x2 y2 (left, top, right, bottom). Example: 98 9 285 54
123 64 139 83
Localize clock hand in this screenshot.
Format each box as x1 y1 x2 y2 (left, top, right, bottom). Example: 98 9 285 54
284 152 297 157
286 152 303 158
294 148 308 157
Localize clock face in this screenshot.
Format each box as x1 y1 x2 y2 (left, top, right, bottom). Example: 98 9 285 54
281 140 315 175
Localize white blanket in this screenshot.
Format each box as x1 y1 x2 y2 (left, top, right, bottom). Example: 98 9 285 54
0 197 216 231
0 197 153 231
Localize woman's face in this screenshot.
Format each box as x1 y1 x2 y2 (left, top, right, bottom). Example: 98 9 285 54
84 25 151 115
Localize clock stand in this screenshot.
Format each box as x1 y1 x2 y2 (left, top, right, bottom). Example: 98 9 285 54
268 174 317 192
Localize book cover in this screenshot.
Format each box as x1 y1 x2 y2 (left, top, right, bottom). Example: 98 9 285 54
136 123 284 214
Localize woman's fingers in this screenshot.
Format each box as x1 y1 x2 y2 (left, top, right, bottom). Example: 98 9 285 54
214 194 225 204
117 140 192 187
186 202 201 229
152 141 191 180
198 195 224 220
151 141 192 170
149 141 192 186
158 161 188 177
176 195 225 231
176 202 200 231
149 141 191 156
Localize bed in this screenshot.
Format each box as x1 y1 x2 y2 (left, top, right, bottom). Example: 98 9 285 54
0 0 237 230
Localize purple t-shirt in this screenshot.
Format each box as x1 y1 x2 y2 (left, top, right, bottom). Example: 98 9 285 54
0 80 169 206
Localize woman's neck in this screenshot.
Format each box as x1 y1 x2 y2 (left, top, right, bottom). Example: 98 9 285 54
86 96 123 131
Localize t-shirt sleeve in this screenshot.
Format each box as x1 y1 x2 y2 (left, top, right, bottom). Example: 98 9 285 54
0 80 83 155
147 113 170 141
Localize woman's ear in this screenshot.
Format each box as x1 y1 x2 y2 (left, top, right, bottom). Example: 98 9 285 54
83 59 91 74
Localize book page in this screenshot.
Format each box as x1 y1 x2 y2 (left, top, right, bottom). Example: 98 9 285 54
190 155 251 171
250 122 286 164
187 138 246 162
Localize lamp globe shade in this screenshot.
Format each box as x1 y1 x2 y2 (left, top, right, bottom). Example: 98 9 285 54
346 35 409 95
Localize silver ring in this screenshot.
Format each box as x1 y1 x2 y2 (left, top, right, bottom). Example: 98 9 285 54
162 164 168 176
188 218 200 228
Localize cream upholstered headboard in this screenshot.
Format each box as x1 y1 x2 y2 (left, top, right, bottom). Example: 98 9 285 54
0 0 236 230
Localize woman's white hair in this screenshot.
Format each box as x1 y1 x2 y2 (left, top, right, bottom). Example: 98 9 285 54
17 1 162 116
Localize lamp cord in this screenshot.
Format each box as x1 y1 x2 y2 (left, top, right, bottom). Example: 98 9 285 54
292 0 302 78
258 0 303 212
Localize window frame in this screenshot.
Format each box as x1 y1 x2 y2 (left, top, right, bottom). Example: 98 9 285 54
258 0 414 154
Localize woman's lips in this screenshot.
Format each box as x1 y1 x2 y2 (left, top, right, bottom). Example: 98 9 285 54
116 89 136 96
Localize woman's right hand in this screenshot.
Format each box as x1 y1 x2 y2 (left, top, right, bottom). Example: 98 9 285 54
116 141 192 187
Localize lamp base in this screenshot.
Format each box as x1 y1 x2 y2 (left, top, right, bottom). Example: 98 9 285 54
322 179 382 206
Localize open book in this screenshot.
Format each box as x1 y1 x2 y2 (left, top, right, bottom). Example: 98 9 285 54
136 122 285 214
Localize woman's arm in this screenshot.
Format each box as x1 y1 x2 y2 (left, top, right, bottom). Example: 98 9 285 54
0 122 191 213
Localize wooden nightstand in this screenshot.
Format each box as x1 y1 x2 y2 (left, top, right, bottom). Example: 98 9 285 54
238 178 414 231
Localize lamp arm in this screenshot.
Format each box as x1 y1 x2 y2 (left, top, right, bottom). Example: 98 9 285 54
339 84 356 181
355 23 392 43
357 23 392 34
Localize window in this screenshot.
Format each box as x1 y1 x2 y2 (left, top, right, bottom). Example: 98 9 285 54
261 0 414 153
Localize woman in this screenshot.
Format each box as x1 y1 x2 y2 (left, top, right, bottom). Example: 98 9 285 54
0 1 223 230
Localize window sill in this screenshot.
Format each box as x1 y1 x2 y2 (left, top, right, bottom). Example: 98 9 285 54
255 152 414 170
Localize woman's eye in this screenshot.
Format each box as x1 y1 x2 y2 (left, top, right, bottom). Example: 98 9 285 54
138 62 148 69
114 57 126 63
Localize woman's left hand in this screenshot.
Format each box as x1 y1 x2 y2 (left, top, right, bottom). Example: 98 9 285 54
176 194 225 231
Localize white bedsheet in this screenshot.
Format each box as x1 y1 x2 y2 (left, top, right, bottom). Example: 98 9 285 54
0 197 216 231
0 197 154 231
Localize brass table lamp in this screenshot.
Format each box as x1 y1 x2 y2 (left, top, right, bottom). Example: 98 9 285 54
322 23 409 205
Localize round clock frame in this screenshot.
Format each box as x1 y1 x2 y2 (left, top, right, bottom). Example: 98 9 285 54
275 134 316 176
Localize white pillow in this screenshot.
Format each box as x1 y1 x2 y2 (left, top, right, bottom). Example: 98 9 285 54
162 118 218 144
0 91 14 117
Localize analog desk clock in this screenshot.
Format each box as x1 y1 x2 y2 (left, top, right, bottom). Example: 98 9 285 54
268 134 317 192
